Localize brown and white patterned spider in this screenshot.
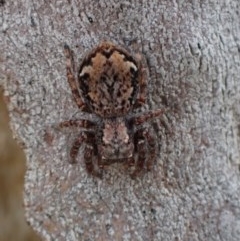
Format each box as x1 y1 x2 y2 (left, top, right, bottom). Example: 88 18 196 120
59 41 163 178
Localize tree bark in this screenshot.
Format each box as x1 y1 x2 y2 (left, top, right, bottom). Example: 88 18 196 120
1 0 240 240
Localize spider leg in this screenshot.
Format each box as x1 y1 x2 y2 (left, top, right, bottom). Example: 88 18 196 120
64 44 86 110
131 128 157 178
84 144 95 174
134 64 147 107
84 137 103 178
131 129 147 178
59 119 95 129
131 109 163 126
128 157 135 166
142 128 157 171
69 132 87 164
69 132 102 178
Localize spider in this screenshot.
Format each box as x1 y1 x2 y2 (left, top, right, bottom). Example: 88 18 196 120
59 41 163 178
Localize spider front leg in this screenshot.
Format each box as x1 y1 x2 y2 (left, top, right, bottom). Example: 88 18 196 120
59 119 95 129
131 128 157 178
84 142 103 178
64 44 87 111
131 133 147 178
69 132 88 164
83 144 93 171
59 118 94 163
69 132 102 178
143 128 158 171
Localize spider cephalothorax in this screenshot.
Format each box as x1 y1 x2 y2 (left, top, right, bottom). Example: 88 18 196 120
100 118 134 161
60 41 163 178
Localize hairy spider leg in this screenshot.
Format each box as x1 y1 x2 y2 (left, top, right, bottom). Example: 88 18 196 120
128 109 163 177
134 63 147 107
64 44 86 110
84 133 103 178
131 131 147 178
59 119 95 129
69 132 102 177
131 127 157 178
131 109 163 126
69 132 88 164
84 144 95 174
142 128 157 170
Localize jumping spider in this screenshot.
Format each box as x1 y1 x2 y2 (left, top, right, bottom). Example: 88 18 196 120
60 41 163 178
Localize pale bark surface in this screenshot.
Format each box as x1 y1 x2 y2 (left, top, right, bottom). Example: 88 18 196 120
1 0 240 240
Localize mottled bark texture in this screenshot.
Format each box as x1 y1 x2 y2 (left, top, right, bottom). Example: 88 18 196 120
1 1 240 240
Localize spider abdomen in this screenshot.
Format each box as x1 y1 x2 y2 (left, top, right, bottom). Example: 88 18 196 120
78 42 140 117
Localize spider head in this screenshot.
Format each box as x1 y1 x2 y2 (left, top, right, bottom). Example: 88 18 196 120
100 118 134 161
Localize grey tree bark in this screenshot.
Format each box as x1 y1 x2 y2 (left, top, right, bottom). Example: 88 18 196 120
1 0 240 240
